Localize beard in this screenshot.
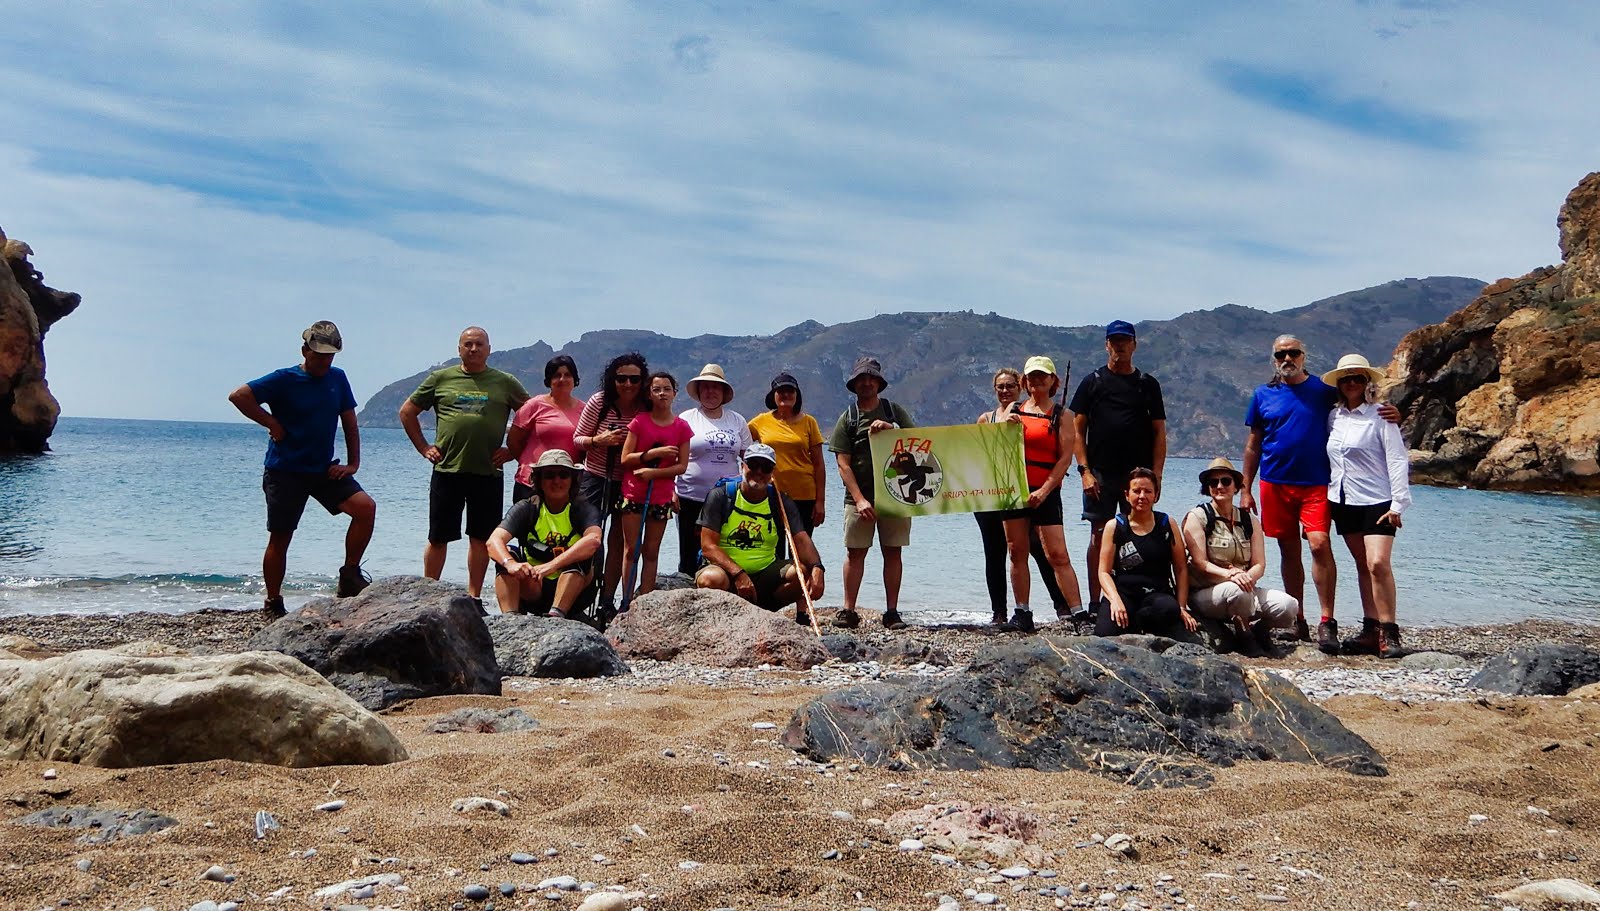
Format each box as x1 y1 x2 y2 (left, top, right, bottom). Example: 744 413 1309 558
1276 360 1303 380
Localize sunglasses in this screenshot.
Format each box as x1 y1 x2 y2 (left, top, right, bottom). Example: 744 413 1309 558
994 382 1019 391
614 375 643 384
1337 374 1370 385
745 461 775 474
1273 349 1304 361
1206 476 1235 489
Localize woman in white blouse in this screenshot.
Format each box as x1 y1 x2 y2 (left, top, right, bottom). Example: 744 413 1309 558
1323 354 1411 659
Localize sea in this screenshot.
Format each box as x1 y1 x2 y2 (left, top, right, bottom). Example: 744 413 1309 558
2 417 1597 626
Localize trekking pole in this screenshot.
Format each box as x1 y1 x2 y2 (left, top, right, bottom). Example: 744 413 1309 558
619 471 655 614
772 480 824 639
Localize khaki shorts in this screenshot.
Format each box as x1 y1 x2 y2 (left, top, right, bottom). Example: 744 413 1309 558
843 500 912 549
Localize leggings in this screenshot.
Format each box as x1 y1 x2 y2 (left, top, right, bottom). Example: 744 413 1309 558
1096 580 1186 639
676 498 704 576
975 511 1067 617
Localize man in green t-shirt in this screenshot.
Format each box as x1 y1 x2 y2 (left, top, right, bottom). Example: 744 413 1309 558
399 326 530 605
827 356 915 631
695 443 826 624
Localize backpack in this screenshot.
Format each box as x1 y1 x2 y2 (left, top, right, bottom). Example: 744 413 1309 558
1008 401 1065 437
1112 511 1175 591
1197 501 1252 541
848 398 899 449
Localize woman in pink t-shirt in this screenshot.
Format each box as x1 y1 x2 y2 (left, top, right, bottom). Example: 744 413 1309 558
508 355 586 502
619 371 691 602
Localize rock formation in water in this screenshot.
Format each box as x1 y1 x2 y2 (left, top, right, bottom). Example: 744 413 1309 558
1388 173 1600 492
0 226 81 453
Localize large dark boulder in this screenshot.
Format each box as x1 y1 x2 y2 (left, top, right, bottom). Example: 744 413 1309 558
1469 644 1600 696
607 588 829 669
781 636 1386 788
485 613 630 678
248 576 500 710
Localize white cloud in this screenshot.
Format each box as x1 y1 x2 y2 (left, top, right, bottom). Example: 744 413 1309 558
2 1 1596 421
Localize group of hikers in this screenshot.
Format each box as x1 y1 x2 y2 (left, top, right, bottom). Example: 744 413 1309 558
230 319 1412 658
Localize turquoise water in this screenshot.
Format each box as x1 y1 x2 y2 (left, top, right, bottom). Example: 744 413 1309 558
2 417 1597 626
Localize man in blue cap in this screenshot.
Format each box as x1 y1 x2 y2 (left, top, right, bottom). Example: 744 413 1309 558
1070 320 1167 614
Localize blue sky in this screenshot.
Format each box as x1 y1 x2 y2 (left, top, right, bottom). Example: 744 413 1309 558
3 1 1598 422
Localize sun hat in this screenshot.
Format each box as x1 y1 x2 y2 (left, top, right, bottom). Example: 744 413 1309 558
1320 353 1385 387
302 320 343 353
1105 320 1136 339
846 356 888 393
764 372 801 410
743 442 778 467
687 364 733 401
1197 456 1245 488
1023 355 1057 376
530 449 580 476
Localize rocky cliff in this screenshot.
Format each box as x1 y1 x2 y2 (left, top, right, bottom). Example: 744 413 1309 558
0 227 81 453
360 277 1481 458
1388 173 1600 492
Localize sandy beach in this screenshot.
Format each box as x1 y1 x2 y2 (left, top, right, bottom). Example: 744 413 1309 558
2 613 1598 911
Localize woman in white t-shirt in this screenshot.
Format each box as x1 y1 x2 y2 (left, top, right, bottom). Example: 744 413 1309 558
675 364 753 575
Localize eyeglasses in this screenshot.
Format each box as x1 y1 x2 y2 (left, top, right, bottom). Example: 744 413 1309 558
1273 349 1303 361
614 375 643 384
1205 476 1235 489
994 382 1019 391
1337 374 1370 385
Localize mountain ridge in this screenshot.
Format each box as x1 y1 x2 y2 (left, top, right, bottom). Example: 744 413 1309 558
359 276 1484 458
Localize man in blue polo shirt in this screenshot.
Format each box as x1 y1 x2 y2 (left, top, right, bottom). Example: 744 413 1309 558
229 321 377 616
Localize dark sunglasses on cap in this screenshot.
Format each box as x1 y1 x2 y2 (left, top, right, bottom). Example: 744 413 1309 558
614 374 643 384
1273 349 1304 361
1206 476 1235 489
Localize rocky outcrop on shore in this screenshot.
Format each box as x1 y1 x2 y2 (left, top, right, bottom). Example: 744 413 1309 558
0 226 81 453
1388 172 1600 491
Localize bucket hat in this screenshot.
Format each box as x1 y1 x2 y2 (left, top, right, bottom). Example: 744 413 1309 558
764 372 801 410
530 449 580 476
846 356 888 393
302 320 343 353
1197 456 1245 488
687 364 733 402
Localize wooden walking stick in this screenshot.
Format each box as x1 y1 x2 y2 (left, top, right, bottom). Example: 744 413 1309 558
772 479 824 639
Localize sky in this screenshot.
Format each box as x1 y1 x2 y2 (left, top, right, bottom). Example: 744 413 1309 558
3 1 1598 422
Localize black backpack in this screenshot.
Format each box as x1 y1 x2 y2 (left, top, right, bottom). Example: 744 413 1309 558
1197 501 1252 540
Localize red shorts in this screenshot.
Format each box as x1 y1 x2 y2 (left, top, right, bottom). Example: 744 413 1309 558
1259 480 1330 538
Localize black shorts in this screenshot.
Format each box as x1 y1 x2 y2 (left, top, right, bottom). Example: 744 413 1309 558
263 469 364 533
493 541 594 579
428 471 504 544
1080 467 1131 524
696 560 794 609
1330 501 1398 538
577 471 624 518
996 486 1064 527
505 572 597 616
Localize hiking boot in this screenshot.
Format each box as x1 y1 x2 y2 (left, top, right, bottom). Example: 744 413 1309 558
262 596 286 618
832 609 861 629
336 564 372 598
990 611 1015 631
1251 617 1276 654
881 611 908 631
1293 615 1312 642
794 610 812 628
1010 609 1036 634
1316 618 1340 655
1378 623 1407 659
1342 620 1380 657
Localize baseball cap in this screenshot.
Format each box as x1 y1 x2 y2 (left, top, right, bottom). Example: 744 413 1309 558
743 442 778 467
302 320 343 353
1023 355 1056 376
1105 320 1136 339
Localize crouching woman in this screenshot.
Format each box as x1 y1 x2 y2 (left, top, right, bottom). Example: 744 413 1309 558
1096 468 1198 639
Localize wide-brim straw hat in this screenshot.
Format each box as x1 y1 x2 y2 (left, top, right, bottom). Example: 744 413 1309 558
1320 353 1385 387
1197 457 1245 488
687 363 733 401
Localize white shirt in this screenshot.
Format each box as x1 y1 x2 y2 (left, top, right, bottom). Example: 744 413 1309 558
676 407 753 501
1326 402 1411 514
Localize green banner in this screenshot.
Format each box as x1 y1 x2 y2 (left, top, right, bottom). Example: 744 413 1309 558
870 423 1028 517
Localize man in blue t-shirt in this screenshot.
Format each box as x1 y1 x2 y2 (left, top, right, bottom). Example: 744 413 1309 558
229 321 377 617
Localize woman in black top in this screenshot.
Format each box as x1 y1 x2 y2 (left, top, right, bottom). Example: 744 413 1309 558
1096 468 1197 639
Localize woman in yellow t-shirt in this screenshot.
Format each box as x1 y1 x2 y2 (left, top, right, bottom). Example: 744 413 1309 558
747 372 827 533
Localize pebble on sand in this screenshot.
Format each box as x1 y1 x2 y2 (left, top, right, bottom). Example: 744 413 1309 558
463 883 491 900
315 799 346 812
452 796 511 817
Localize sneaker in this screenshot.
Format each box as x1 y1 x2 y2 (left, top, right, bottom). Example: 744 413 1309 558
832 609 861 629
1294 615 1312 643
262 596 286 618
1010 609 1036 634
1342 620 1380 656
1316 618 1340 655
1066 605 1093 626
882 611 908 631
1378 623 1407 659
336 564 372 598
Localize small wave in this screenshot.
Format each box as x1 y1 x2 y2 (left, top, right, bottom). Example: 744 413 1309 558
0 572 328 593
